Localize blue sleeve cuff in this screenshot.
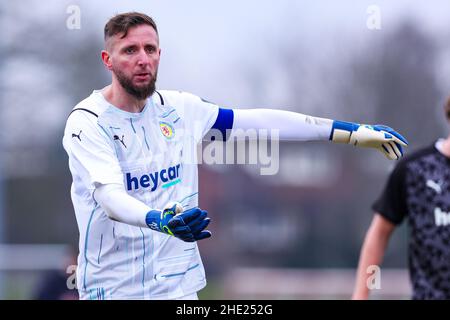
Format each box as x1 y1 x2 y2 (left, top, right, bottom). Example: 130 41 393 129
211 108 234 141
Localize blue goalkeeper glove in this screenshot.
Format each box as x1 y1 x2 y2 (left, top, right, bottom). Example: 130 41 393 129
145 203 211 242
168 208 212 241
330 121 408 160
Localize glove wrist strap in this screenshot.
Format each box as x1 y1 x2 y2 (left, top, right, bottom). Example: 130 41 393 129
145 210 164 232
330 120 359 144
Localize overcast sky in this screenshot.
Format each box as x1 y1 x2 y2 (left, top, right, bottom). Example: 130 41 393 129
6 0 450 104
83 0 450 104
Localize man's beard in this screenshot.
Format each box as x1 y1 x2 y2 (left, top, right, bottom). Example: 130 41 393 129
113 67 157 100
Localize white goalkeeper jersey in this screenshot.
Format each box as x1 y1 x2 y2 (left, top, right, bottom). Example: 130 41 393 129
62 89 219 300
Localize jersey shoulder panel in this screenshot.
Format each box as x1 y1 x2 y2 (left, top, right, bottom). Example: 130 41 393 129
63 92 114 149
156 90 218 107
401 144 437 166
372 144 439 225
65 92 111 130
155 90 187 107
70 91 110 116
384 144 438 181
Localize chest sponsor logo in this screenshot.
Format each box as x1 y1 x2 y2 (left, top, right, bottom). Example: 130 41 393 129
126 164 181 191
435 207 450 226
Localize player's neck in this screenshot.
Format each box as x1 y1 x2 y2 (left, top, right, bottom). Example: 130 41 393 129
440 135 450 158
102 83 147 113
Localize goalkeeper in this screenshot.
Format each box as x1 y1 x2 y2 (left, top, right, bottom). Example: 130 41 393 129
62 12 408 300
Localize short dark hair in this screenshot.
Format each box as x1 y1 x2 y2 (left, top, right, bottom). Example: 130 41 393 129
104 12 158 41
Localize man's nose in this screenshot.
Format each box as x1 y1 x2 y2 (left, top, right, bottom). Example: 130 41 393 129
136 49 150 66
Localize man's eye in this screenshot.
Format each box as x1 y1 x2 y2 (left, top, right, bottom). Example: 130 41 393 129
125 48 135 54
146 47 155 53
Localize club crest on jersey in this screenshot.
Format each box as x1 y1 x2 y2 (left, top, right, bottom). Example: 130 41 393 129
159 121 174 139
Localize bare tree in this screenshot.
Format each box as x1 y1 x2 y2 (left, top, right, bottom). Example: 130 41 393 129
346 21 441 148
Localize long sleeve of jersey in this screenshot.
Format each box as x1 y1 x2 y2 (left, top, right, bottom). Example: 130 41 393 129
94 183 154 228
211 108 333 141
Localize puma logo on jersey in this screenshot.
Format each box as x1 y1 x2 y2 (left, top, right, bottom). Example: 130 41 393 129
72 130 82 141
426 179 442 194
435 207 450 226
113 135 127 148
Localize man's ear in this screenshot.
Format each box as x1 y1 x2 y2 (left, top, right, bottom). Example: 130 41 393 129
101 50 113 70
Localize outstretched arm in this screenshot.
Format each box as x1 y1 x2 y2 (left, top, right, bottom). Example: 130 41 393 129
232 108 333 141
352 213 396 299
227 108 408 159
